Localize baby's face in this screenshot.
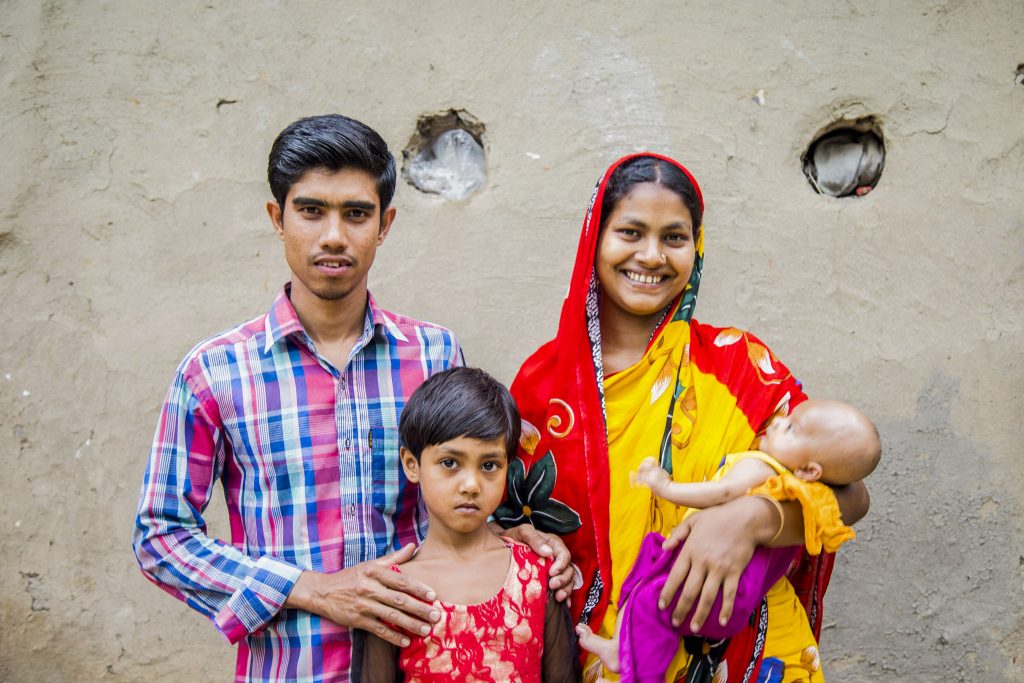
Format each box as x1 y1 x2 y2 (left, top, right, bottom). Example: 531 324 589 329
760 401 837 472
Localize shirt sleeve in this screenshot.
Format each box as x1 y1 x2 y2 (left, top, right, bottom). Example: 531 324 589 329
131 359 303 644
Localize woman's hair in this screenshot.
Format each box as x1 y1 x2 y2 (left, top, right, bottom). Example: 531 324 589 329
267 114 397 211
599 156 703 234
400 367 521 460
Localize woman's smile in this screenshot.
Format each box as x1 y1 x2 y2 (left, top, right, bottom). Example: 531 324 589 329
621 269 670 286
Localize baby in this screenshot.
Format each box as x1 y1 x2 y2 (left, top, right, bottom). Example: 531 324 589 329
576 399 881 680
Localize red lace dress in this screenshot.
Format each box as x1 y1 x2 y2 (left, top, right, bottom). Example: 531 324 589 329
400 540 548 682
351 539 579 683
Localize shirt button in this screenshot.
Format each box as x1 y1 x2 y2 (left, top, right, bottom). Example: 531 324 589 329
344 438 351 448
348 504 356 516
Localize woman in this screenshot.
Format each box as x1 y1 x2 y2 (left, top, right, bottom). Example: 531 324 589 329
495 154 869 682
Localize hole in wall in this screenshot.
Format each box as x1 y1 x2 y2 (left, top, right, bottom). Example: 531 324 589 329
802 117 885 198
1015 63 1024 86
402 109 487 201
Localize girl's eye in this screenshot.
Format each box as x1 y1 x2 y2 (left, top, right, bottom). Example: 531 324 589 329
481 462 501 472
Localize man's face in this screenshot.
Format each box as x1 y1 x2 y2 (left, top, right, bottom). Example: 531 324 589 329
267 167 396 305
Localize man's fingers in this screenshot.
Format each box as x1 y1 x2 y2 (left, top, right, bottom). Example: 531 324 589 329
373 562 437 604
688 571 723 632
367 596 435 638
658 550 691 611
357 614 413 648
718 575 739 627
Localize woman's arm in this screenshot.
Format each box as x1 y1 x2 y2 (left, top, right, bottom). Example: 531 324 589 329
659 477 871 629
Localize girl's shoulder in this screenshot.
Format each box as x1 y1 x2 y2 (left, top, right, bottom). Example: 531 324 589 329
502 537 552 575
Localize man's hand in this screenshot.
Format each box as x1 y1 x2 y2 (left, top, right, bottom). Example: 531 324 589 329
493 522 574 602
657 496 778 632
284 543 440 647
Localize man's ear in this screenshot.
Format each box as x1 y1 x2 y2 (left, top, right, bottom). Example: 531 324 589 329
377 206 397 245
400 446 420 483
794 461 823 483
267 201 285 240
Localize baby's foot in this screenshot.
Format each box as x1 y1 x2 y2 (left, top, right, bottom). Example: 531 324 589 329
575 623 620 673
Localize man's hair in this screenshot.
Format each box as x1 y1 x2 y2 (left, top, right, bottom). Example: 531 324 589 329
400 367 521 460
267 114 397 210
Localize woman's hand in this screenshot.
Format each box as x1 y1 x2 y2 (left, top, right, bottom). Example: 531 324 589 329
492 522 574 602
658 496 779 631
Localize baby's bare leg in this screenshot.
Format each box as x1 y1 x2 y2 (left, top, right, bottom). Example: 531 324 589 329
575 611 622 673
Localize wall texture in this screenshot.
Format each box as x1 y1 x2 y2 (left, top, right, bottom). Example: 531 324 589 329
2 1 1022 680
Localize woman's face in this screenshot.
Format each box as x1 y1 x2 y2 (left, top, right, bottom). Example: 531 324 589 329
596 182 696 321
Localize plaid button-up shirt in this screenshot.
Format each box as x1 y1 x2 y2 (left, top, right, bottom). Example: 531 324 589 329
133 286 463 682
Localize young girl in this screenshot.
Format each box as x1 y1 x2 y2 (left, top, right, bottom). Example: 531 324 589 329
350 367 579 683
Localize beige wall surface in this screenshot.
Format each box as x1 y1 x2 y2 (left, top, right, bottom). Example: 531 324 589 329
2 1 1022 680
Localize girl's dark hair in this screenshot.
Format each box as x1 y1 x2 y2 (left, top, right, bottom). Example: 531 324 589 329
267 114 396 210
600 156 703 233
400 367 521 460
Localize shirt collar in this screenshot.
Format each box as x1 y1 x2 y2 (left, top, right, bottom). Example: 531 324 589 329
263 285 408 354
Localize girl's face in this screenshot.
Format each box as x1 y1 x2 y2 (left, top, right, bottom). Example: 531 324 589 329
400 436 508 536
596 182 696 323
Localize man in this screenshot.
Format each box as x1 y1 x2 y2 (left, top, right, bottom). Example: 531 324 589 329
132 114 570 682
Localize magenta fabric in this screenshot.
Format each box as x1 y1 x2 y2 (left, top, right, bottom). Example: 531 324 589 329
617 533 799 683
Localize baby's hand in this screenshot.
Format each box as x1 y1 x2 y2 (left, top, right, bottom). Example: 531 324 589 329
632 457 671 495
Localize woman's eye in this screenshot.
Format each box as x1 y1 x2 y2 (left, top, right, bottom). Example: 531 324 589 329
616 228 641 240
664 232 690 244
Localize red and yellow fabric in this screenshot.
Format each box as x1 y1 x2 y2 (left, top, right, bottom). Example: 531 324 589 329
497 154 835 682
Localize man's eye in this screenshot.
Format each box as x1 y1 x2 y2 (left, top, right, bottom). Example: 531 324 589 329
440 459 457 469
299 206 321 216
347 209 368 220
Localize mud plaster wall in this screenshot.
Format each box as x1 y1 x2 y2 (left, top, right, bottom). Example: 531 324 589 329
1 1 1021 681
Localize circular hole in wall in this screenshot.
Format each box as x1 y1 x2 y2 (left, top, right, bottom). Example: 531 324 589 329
403 109 487 201
802 117 885 198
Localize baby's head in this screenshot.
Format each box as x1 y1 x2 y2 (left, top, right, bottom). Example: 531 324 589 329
399 367 520 531
759 399 881 485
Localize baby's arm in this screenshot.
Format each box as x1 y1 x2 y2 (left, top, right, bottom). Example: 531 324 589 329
633 456 778 509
